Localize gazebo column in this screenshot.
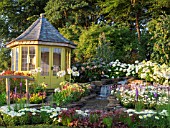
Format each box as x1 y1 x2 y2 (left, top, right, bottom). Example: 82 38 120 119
25 79 30 104
6 78 10 106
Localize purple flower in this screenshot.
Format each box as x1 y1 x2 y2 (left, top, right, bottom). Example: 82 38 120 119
135 87 138 101
154 92 158 98
14 87 17 94
20 82 22 88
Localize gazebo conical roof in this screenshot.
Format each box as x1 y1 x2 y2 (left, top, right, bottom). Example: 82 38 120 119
6 14 76 48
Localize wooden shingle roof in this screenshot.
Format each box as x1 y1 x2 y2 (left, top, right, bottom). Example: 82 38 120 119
7 14 76 48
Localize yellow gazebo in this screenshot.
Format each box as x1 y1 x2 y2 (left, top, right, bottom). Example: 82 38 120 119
6 14 76 88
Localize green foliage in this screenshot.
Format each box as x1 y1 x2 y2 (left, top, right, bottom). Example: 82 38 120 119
102 117 113 128
75 24 102 62
148 14 170 65
40 111 52 124
0 47 11 72
58 25 83 45
6 125 67 128
19 113 30 125
0 0 169 75
136 114 169 128
0 0 48 40
75 23 148 63
45 0 99 28
0 92 6 106
135 102 145 112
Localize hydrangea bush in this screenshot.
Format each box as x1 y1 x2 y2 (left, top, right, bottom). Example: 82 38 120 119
74 59 170 86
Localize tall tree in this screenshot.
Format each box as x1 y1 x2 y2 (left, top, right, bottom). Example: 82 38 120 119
74 23 147 63
0 41 11 71
0 0 48 41
99 0 170 43
45 0 99 28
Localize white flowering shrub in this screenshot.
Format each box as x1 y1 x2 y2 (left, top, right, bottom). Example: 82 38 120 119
107 60 128 78
137 60 170 85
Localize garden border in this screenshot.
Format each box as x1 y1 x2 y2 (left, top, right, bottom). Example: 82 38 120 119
0 75 34 106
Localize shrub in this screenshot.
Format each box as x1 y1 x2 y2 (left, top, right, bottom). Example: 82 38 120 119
0 92 6 106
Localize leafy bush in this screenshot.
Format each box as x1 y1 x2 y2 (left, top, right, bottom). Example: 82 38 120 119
73 58 108 82
0 92 6 106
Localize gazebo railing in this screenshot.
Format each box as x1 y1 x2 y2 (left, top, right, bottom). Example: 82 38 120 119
0 75 34 106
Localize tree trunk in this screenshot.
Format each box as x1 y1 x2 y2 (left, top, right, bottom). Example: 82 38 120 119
136 10 141 43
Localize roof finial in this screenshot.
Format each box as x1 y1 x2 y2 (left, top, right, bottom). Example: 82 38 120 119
40 13 45 18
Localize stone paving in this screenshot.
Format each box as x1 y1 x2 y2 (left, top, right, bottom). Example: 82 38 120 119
80 97 109 111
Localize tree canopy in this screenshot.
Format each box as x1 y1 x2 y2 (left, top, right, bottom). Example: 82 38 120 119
0 0 170 70
0 0 48 41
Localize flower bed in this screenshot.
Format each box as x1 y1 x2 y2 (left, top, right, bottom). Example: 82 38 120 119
53 81 91 106
112 85 169 109
0 105 169 128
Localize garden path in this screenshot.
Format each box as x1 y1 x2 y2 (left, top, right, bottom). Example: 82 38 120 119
80 98 109 111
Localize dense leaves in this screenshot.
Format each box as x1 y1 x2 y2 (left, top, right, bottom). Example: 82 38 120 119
0 0 48 40
0 0 170 70
45 0 99 28
148 14 170 65
0 47 11 71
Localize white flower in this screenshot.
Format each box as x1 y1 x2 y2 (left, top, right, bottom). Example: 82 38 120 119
111 90 114 95
32 112 36 115
0 70 5 75
126 109 136 113
72 66 77 71
155 116 159 120
112 64 116 67
129 114 133 117
72 71 79 76
143 115 147 119
139 115 143 119
135 60 139 64
67 68 72 74
54 88 61 93
159 110 168 116
146 114 152 118
108 69 111 72
53 118 57 122
57 70 66 77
